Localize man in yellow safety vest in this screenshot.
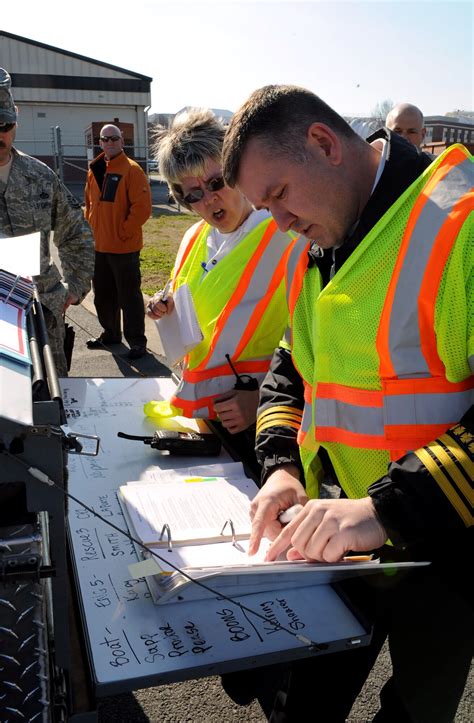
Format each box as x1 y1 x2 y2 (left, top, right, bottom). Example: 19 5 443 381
222 85 473 723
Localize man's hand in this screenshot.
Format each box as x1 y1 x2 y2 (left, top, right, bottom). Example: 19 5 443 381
63 294 78 312
213 389 259 434
265 497 388 563
248 465 308 555
146 292 174 319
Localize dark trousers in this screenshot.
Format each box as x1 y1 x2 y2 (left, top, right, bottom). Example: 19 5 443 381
269 548 473 723
93 251 146 348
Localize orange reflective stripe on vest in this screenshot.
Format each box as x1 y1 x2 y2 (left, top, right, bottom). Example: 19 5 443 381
173 367 271 418
377 147 473 380
233 233 302 361
286 237 311 312
172 220 206 286
195 219 279 372
313 147 474 454
314 380 472 450
285 237 311 379
418 191 473 377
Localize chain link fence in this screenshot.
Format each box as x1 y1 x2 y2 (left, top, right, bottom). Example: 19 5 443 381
14 126 154 183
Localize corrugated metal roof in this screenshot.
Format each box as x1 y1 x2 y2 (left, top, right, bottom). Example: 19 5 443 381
0 30 152 81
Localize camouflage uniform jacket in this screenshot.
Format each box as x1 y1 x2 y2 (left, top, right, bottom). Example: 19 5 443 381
0 148 95 316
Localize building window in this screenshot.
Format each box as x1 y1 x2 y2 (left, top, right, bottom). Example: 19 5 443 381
37 112 46 118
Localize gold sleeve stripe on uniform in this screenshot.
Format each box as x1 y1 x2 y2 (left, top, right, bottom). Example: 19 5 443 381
258 405 303 422
258 409 303 420
257 412 302 431
257 412 302 427
256 406 303 435
414 447 473 527
426 438 474 505
256 418 302 436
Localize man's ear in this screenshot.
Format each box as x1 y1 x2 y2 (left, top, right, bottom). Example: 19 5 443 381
306 122 342 165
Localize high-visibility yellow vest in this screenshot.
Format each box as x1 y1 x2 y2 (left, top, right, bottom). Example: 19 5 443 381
289 144 473 500
168 217 299 418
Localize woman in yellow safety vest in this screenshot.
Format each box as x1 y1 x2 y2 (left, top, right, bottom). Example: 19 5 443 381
146 108 303 471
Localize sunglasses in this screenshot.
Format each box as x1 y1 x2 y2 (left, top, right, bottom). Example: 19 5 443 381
0 122 16 133
100 135 121 142
182 176 225 204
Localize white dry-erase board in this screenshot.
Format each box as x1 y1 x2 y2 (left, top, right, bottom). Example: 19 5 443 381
63 378 370 697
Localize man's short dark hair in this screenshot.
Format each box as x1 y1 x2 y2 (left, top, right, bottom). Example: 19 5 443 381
223 84 356 187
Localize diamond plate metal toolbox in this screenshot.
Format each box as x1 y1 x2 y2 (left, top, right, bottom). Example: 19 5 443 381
1 302 97 722
0 522 51 722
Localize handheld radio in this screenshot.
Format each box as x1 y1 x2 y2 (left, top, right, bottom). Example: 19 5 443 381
225 354 259 391
117 430 221 456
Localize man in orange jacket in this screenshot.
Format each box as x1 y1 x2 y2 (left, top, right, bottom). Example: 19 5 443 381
84 124 152 359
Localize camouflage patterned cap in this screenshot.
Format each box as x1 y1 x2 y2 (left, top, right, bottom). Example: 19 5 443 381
0 68 17 124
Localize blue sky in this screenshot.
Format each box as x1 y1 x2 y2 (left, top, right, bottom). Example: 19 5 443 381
2 0 472 117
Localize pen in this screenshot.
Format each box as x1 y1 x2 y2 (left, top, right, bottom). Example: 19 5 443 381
148 279 171 312
278 504 304 524
161 278 172 302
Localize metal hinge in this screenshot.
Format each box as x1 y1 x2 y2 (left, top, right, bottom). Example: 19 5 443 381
0 553 49 582
29 425 100 456
62 431 100 456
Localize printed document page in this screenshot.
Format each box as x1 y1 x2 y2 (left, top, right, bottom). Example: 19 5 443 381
119 473 258 546
134 461 245 485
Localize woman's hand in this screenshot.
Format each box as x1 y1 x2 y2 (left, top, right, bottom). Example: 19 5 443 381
146 291 174 319
213 389 260 434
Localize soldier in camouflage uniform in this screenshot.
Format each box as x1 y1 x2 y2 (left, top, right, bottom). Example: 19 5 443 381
0 67 94 376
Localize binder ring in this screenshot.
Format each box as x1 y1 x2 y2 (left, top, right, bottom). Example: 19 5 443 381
159 524 172 551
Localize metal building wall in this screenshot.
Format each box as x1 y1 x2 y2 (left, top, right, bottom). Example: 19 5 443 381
1 32 152 178
16 104 148 158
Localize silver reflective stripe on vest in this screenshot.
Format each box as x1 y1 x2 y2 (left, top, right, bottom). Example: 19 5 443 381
385 388 473 426
315 388 473 435
388 159 474 377
300 400 313 435
206 228 292 364
315 398 384 435
285 236 310 308
173 370 268 409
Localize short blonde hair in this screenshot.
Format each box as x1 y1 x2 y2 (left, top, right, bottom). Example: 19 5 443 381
153 108 226 206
